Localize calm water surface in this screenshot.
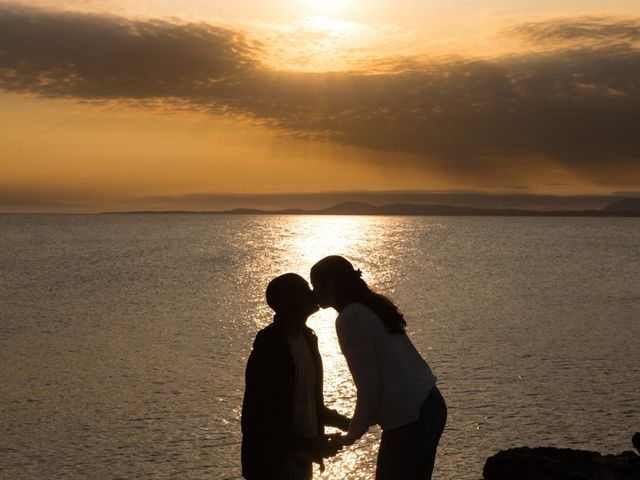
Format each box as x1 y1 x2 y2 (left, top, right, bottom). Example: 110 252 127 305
1 214 639 480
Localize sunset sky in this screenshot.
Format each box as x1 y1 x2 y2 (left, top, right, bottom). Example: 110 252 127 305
1 0 639 212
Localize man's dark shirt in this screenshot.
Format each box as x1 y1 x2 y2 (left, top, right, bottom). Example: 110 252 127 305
241 320 346 480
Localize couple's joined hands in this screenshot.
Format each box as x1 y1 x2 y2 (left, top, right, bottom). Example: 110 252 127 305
311 409 353 460
312 433 353 459
312 412 353 460
326 433 355 452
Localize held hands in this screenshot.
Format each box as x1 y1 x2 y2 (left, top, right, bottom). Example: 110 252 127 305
310 434 348 473
327 433 354 451
311 410 353 461
311 433 357 473
326 413 353 452
312 433 342 460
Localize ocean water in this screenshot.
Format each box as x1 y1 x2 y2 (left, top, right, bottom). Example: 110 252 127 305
1 214 639 480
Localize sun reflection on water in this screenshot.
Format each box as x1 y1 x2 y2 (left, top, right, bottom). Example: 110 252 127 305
274 215 386 478
276 214 371 394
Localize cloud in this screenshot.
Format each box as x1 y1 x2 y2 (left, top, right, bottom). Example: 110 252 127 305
508 16 640 45
0 2 259 99
254 50 640 183
1 3 639 185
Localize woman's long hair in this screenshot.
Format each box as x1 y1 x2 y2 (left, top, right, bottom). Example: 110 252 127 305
311 255 406 334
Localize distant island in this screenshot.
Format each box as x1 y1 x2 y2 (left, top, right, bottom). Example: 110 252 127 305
103 198 640 217
600 198 640 213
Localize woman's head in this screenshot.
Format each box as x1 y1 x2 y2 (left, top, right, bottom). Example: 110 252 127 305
310 255 407 334
310 255 362 309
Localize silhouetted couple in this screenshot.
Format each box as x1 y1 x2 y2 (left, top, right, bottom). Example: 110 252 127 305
241 255 447 480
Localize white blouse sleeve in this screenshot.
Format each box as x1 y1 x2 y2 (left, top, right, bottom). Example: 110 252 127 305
336 308 380 444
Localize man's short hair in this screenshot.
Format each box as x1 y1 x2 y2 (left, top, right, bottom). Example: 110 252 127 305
266 273 307 314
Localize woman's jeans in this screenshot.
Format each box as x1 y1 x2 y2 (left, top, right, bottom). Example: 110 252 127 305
376 386 447 480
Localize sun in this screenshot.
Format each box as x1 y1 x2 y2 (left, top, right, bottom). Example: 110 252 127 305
304 0 348 17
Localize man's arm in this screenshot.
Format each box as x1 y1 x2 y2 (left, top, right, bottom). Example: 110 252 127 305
241 333 289 479
320 406 351 432
242 334 287 438
241 343 267 436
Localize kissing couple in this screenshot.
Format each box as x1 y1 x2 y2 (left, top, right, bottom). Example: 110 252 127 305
241 255 447 480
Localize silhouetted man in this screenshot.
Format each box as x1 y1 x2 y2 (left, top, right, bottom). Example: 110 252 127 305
241 273 350 480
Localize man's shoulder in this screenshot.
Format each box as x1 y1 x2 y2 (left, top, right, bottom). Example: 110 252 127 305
252 322 285 349
247 323 293 376
252 322 317 351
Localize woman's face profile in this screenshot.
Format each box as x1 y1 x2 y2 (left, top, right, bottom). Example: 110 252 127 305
311 277 335 309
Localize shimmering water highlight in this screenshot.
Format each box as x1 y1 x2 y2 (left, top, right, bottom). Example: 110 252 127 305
1 214 638 479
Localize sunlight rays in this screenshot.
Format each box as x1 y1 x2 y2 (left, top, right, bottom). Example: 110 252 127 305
255 16 404 72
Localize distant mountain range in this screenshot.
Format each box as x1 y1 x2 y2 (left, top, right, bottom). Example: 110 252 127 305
600 198 640 213
105 198 640 216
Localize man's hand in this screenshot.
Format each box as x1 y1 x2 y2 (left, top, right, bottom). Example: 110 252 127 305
334 414 351 432
312 433 344 459
324 407 351 432
326 433 355 451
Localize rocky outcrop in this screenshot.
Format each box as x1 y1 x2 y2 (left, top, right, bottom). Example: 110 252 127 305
483 434 640 480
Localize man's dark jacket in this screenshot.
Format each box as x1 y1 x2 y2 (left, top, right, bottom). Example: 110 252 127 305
241 320 346 480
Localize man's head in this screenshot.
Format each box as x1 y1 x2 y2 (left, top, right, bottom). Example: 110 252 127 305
266 273 319 319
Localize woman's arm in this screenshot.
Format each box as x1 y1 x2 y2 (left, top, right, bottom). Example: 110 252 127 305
336 309 380 444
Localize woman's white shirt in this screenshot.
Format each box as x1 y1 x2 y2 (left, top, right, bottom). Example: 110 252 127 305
336 302 436 444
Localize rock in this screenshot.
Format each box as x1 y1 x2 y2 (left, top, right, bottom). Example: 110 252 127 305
483 442 640 480
633 433 640 454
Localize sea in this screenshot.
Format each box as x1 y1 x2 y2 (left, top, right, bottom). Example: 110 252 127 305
1 214 639 480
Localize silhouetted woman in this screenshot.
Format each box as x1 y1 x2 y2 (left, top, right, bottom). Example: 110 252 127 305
310 255 446 480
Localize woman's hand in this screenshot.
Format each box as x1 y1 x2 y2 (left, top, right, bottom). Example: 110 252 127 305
327 433 355 450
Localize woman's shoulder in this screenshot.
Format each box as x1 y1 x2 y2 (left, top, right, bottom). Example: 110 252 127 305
337 302 379 325
339 301 367 316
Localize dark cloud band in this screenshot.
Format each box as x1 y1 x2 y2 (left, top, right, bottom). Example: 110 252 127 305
0 3 258 98
1 3 639 184
508 16 640 43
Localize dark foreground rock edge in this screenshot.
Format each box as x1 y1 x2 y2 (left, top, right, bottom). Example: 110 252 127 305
482 433 640 480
